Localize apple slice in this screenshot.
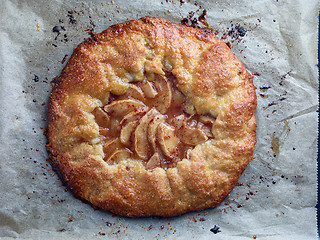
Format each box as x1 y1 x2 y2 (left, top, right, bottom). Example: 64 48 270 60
171 86 185 107
103 138 123 161
147 114 166 151
104 99 146 118
146 152 161 170
138 80 158 98
148 75 172 114
199 115 216 125
134 108 161 160
120 120 139 147
171 114 208 145
119 109 146 126
169 114 185 129
106 148 132 164
176 124 208 145
125 84 145 102
92 107 110 128
199 115 215 137
157 122 180 159
197 122 213 138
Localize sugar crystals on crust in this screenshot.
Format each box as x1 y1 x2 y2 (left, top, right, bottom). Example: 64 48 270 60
47 17 257 217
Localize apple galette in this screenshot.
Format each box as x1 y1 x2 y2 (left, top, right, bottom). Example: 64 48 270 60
47 17 257 217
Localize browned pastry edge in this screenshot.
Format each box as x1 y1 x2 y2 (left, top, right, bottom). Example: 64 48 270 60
47 16 257 217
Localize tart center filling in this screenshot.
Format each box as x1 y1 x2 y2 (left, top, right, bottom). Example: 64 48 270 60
92 73 215 170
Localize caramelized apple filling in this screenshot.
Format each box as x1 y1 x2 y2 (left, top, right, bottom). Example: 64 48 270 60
92 73 215 170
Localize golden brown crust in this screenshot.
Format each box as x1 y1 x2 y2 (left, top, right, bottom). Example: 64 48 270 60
47 16 257 217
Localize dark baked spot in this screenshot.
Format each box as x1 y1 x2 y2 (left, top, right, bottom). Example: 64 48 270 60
237 26 247 37
106 221 113 226
67 10 77 24
181 18 189 25
210 225 221 234
33 75 39 82
52 26 61 40
181 10 211 31
260 85 271 91
61 55 68 64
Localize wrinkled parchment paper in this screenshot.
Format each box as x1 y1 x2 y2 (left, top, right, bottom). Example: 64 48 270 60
0 0 318 239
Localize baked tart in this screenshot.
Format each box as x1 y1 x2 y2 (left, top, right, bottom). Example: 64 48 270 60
47 17 257 217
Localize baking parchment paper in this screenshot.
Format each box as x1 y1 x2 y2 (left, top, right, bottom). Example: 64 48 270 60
0 0 318 239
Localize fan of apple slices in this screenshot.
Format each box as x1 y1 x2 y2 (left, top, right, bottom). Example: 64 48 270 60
92 74 215 170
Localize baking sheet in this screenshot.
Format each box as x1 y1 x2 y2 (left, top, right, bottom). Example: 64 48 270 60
0 0 318 239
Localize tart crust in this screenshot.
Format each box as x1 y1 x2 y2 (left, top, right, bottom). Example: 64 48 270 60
47 16 257 217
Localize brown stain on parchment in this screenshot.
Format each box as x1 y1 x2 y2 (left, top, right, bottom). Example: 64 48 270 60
271 120 290 157
271 133 280 157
